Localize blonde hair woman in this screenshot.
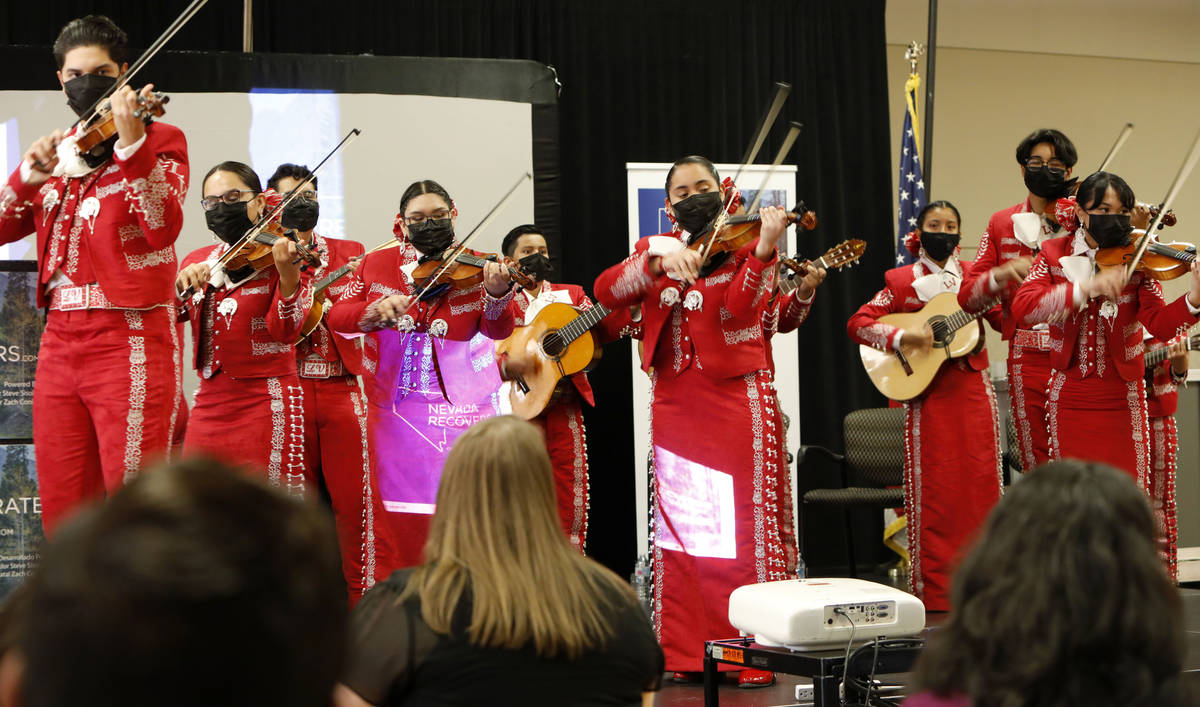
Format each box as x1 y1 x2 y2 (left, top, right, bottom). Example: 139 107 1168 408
336 416 663 707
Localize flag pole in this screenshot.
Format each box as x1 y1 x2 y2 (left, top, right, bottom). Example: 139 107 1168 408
922 0 938 193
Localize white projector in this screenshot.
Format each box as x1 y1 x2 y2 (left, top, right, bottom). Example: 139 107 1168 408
728 577 925 650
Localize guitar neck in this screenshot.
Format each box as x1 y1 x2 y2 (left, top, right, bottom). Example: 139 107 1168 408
937 302 991 332
558 303 612 345
315 263 352 292
1144 334 1199 368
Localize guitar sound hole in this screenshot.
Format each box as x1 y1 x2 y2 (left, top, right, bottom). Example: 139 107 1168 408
541 331 566 358
929 315 952 348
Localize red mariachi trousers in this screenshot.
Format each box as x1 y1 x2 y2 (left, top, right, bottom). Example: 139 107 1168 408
650 367 795 673
1007 337 1053 471
531 393 590 551
1148 415 1178 582
904 362 1003 612
34 307 184 534
299 375 389 605
182 372 307 499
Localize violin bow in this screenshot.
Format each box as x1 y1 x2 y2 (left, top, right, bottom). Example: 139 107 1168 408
1096 122 1134 172
693 82 791 264
1123 127 1200 286
208 129 361 274
408 171 533 303
73 0 210 130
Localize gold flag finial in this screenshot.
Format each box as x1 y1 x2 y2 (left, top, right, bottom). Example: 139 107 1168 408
905 41 925 74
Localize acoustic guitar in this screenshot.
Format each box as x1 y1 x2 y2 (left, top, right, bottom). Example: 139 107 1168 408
858 291 991 401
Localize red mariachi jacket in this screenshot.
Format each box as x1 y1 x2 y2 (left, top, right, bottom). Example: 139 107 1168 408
959 200 1064 341
1010 233 1198 382
593 234 777 380
297 233 365 375
326 245 519 381
0 122 188 307
180 244 314 379
510 281 639 406
848 257 998 372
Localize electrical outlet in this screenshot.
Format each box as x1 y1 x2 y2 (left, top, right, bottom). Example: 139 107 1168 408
794 683 814 703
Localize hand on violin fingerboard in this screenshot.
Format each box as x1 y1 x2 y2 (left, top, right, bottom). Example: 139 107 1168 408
272 237 302 297
110 84 152 150
1188 261 1200 310
754 206 789 262
482 260 512 297
1131 203 1152 231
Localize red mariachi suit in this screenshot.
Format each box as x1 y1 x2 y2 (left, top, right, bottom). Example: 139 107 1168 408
295 233 389 604
594 234 794 673
959 200 1065 472
848 257 1003 612
1010 232 1198 488
506 282 638 551
179 245 314 498
327 246 518 572
0 122 188 534
1145 336 1184 581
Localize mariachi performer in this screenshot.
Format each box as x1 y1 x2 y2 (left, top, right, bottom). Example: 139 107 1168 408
327 179 518 570
494 224 638 550
0 16 188 533
1011 171 1200 485
267 163 385 604
593 156 791 686
176 161 313 497
847 200 1003 612
957 129 1077 471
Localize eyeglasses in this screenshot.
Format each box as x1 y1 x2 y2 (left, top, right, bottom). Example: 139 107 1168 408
404 209 452 225
290 190 318 201
1025 157 1067 174
200 189 256 211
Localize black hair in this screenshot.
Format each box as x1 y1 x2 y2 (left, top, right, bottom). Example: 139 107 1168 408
20 458 346 707
53 15 128 69
916 200 962 232
911 459 1189 707
1075 171 1135 212
267 163 317 193
501 224 544 257
399 179 453 216
1015 128 1079 168
203 161 263 194
665 155 720 193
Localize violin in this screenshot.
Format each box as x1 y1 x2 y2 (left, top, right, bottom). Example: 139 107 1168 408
1095 231 1196 281
1141 202 1178 227
689 202 818 264
221 221 322 283
410 248 536 301
74 90 170 169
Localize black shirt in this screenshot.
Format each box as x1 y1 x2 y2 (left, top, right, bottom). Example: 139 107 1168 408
342 569 664 706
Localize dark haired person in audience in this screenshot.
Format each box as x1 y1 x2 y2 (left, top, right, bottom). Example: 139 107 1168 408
496 224 637 550
593 156 792 685
907 460 1193 706
336 415 663 707
267 163 384 604
328 179 518 573
0 458 346 707
957 129 1077 472
848 200 1003 612
1011 171 1200 482
176 161 314 496
0 14 189 534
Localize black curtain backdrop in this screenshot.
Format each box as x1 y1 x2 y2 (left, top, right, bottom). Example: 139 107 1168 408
4 0 895 576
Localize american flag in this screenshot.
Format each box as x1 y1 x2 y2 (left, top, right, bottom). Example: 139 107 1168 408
896 75 925 266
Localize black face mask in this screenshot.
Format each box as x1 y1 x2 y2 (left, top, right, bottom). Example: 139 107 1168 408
920 231 960 261
281 197 319 232
1023 165 1074 200
1086 213 1133 249
671 191 723 238
205 201 255 245
517 252 553 283
64 73 118 118
408 218 455 255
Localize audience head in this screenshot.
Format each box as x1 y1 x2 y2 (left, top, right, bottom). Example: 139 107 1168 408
912 459 1188 706
17 458 346 707
411 416 633 658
